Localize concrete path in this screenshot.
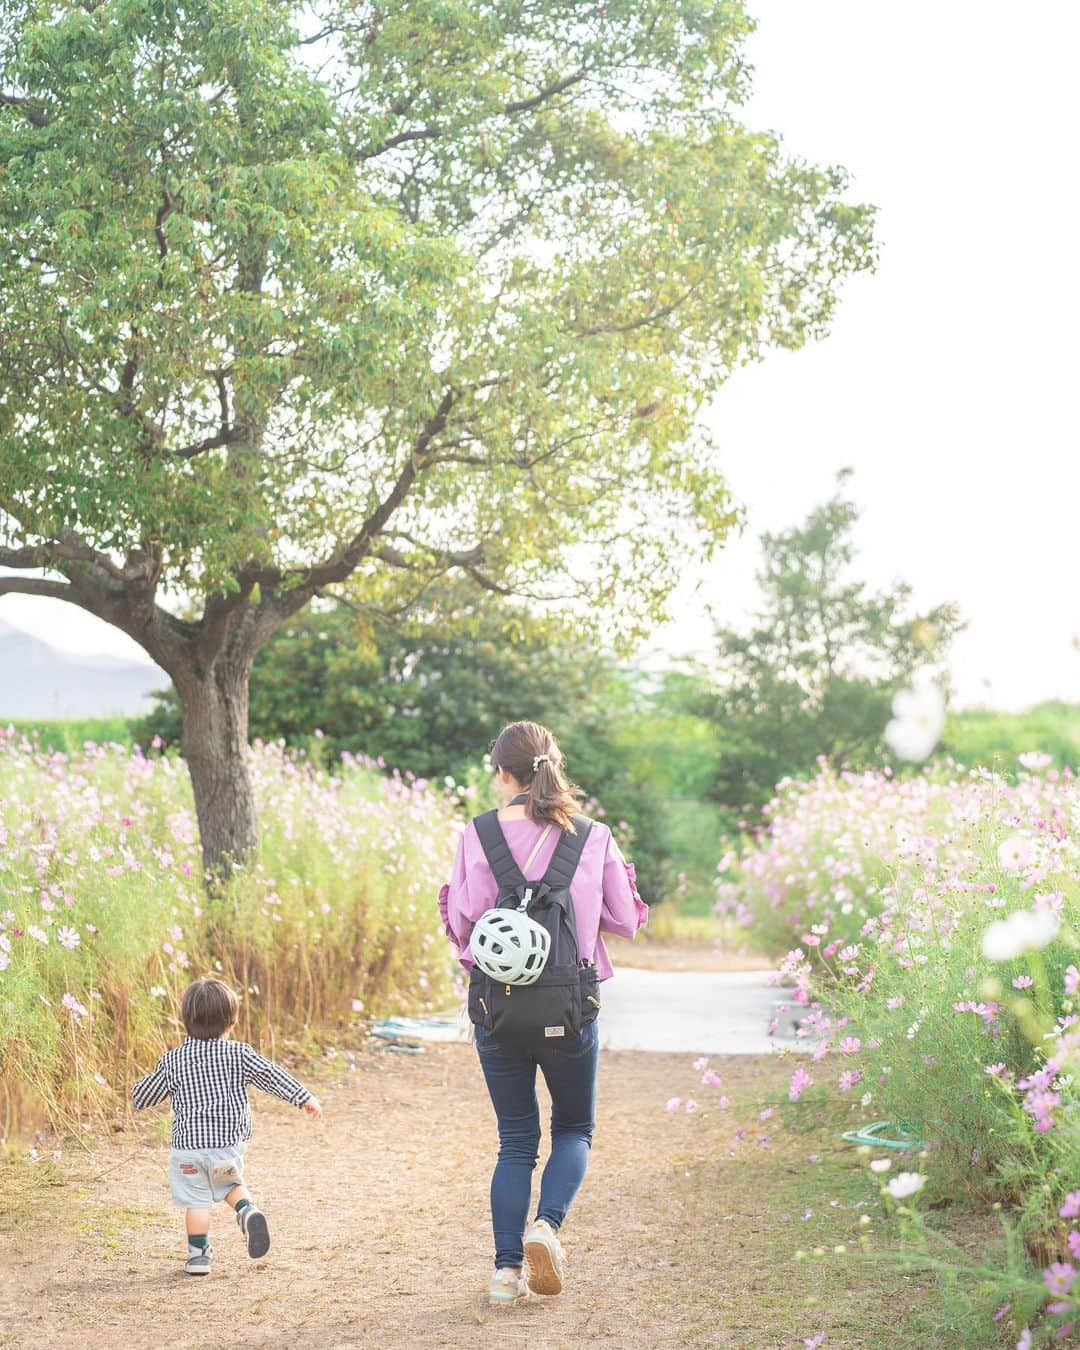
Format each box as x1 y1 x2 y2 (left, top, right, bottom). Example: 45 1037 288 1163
600 967 806 1055
375 966 809 1056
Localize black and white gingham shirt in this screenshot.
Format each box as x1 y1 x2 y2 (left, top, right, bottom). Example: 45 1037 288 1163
131 1037 311 1150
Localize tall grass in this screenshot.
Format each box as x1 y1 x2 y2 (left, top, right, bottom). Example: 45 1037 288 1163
0 730 459 1137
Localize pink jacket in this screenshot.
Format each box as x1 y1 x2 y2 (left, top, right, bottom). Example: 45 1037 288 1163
439 815 648 980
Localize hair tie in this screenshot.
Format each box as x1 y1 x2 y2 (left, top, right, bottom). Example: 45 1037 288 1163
532 754 552 772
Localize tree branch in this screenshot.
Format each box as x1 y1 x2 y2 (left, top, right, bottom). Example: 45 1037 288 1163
297 388 457 591
0 92 49 127
504 69 586 115
0 545 42 569
572 285 700 337
0 518 126 582
170 424 250 460
357 125 440 161
358 69 587 161
0 576 79 602
374 540 485 571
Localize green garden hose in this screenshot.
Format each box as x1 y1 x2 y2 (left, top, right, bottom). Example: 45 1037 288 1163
840 1119 925 1150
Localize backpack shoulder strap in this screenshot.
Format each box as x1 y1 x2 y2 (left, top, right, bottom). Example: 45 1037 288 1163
472 811 526 891
541 815 594 889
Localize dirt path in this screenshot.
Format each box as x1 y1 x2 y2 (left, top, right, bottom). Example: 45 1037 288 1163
0 1035 990 1350
0 1042 747 1349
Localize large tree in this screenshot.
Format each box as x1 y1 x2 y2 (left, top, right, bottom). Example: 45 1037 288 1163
0 0 874 875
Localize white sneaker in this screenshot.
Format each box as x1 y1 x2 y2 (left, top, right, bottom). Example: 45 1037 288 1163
488 1267 529 1305
523 1219 566 1295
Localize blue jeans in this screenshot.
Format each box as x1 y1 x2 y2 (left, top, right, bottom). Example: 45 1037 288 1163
475 1019 599 1269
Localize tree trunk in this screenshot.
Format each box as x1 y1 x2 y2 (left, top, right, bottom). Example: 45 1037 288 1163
177 659 258 882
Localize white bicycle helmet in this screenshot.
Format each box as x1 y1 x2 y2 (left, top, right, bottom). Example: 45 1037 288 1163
470 903 550 986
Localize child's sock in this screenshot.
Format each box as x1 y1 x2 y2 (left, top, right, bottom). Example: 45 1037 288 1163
187 1233 209 1251
234 1197 253 1217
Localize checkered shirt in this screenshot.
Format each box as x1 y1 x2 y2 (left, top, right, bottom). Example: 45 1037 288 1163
132 1036 311 1150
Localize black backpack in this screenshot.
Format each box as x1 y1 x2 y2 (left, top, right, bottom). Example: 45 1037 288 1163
467 811 601 1049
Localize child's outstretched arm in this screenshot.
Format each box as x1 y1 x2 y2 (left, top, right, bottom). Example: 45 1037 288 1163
131 1058 170 1110
241 1044 320 1116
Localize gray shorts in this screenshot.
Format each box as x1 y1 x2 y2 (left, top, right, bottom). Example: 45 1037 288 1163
168 1143 246 1208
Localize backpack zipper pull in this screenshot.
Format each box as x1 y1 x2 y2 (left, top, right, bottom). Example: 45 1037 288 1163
479 997 488 1015
505 985 511 997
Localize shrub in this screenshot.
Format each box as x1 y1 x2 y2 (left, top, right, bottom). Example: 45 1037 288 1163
728 756 1080 1255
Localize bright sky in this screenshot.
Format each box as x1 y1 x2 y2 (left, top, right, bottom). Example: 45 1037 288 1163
3 1 1078 710
655 0 1080 710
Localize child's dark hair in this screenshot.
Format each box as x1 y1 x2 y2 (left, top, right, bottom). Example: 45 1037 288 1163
181 978 239 1040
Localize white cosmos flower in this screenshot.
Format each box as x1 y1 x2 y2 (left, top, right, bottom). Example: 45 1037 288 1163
886 1171 926 1199
884 677 946 763
869 1158 891 1173
996 835 1033 872
981 908 1061 962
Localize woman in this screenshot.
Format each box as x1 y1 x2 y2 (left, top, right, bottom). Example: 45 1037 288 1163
439 720 648 1305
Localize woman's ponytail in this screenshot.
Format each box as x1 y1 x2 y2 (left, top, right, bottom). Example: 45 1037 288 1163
491 722 583 833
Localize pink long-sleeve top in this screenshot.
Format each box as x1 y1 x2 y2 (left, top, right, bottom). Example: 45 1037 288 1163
439 814 648 981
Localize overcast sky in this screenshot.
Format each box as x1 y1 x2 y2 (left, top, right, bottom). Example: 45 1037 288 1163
3 1 1077 710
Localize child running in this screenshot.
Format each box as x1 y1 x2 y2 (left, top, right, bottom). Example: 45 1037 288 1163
131 977 322 1275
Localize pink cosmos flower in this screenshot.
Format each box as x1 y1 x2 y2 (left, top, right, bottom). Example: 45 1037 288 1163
61 992 88 1023
692 1057 709 1072
665 1098 682 1113
789 1067 811 1101
1018 751 1052 770
1043 1262 1076 1296
1059 1192 1080 1219
759 1107 774 1122
837 1037 861 1055
1012 975 1033 989
1068 1231 1080 1261
57 926 80 950
1066 966 1080 997
838 1070 862 1092
685 1100 698 1115
997 835 1032 871
717 1096 731 1109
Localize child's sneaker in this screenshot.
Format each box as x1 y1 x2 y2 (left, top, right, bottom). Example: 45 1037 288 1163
523 1218 566 1295
488 1267 529 1305
237 1205 271 1258
184 1243 213 1275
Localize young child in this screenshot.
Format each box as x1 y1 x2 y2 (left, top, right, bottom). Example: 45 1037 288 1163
132 976 322 1275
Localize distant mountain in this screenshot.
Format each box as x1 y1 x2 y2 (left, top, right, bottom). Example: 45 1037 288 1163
0 619 170 719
